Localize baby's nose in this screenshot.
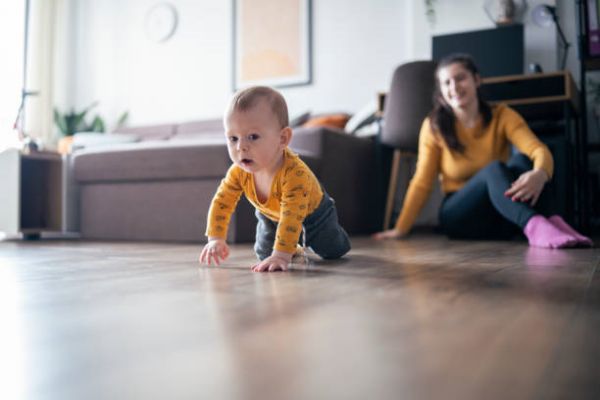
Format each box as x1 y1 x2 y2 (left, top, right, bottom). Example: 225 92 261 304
237 140 248 151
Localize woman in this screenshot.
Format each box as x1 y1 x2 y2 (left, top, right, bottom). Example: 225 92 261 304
374 53 592 248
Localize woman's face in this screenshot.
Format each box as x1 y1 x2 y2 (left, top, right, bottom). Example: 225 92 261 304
437 62 481 112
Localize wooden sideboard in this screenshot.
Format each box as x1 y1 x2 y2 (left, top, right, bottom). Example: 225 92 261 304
480 71 579 119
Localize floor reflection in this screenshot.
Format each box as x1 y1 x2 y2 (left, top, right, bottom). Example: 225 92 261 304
0 262 26 400
525 246 575 269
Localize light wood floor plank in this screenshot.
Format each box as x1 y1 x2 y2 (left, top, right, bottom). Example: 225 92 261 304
0 234 598 400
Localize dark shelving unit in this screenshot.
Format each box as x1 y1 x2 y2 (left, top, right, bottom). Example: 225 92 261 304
576 0 600 232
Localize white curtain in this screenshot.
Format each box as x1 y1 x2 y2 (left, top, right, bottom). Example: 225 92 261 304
24 0 71 149
0 2 25 151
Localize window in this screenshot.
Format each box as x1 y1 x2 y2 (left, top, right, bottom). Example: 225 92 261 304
0 1 25 151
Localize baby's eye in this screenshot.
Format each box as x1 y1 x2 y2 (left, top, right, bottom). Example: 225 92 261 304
248 133 260 141
228 136 238 143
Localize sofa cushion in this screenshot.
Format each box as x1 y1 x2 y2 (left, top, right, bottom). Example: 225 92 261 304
170 119 225 142
291 126 347 156
113 123 176 141
176 119 223 135
71 132 140 151
73 140 232 183
169 131 225 142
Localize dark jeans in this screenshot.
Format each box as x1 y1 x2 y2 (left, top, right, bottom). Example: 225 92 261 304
254 193 351 261
439 153 554 240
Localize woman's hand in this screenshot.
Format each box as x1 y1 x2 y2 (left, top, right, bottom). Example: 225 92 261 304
199 239 230 266
372 229 407 240
504 168 549 206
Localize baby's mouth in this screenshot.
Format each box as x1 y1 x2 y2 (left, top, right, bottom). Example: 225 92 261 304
240 158 253 166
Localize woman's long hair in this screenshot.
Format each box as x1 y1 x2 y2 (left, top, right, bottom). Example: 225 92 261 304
429 53 492 153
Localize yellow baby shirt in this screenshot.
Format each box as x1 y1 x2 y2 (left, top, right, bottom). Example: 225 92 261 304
206 148 323 254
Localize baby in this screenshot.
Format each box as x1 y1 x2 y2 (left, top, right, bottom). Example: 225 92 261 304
199 86 350 272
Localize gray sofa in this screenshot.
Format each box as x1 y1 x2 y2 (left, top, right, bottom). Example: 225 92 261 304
70 119 378 243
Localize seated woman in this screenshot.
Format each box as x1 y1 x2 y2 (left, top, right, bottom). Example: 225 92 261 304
374 53 592 248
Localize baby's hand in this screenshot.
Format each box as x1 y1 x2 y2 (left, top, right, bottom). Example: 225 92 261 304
372 229 406 240
199 239 230 266
251 250 293 272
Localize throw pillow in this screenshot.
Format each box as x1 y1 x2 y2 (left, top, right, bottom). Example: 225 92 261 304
71 132 140 151
290 111 311 127
302 113 351 130
345 99 378 134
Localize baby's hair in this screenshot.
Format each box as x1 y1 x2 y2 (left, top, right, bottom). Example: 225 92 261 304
226 86 289 128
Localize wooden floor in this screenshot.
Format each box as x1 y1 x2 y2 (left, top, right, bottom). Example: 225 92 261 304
0 234 599 400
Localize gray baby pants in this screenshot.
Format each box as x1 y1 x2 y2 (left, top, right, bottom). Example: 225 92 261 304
254 193 351 261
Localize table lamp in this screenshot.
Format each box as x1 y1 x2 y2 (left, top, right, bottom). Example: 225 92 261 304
531 4 571 70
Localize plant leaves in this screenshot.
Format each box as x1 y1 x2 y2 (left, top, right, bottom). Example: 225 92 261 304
116 111 129 128
53 101 126 135
90 115 106 132
54 108 68 136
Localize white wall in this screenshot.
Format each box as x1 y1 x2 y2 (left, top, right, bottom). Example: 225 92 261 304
69 0 234 127
0 1 24 150
66 0 410 127
408 0 558 73
65 0 562 128
283 0 409 117
557 0 580 86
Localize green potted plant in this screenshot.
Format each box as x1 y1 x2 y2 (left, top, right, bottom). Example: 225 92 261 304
53 102 129 136
54 102 99 136
54 102 129 154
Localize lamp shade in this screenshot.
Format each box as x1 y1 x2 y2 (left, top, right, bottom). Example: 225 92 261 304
531 4 554 28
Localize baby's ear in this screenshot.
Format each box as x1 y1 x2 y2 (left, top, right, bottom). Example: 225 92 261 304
280 127 292 146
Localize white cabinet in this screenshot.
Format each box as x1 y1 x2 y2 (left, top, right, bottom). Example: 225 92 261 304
0 149 65 238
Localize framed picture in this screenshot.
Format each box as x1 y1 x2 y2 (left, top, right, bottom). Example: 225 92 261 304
233 0 312 90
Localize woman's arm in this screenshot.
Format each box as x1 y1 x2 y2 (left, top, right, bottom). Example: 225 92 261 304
504 168 549 205
503 106 554 179
374 119 441 239
501 106 554 205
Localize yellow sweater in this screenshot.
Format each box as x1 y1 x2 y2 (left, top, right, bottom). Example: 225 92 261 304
395 104 554 233
206 148 323 254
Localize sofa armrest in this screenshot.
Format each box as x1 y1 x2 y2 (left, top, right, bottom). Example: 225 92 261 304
291 126 378 234
291 126 366 158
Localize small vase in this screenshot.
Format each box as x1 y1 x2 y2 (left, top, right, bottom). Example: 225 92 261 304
497 0 516 24
484 0 522 26
58 136 74 155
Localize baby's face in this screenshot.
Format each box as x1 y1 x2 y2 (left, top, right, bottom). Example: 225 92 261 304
224 100 287 175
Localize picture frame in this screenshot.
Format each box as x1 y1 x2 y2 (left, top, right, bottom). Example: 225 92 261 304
232 0 312 90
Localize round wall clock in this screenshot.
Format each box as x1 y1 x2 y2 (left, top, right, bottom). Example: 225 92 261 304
144 3 178 43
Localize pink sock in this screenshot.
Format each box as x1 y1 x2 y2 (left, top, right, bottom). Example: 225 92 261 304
524 215 578 249
548 215 593 247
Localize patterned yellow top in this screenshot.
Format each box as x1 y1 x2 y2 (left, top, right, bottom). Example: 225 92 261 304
395 104 554 233
206 148 323 254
